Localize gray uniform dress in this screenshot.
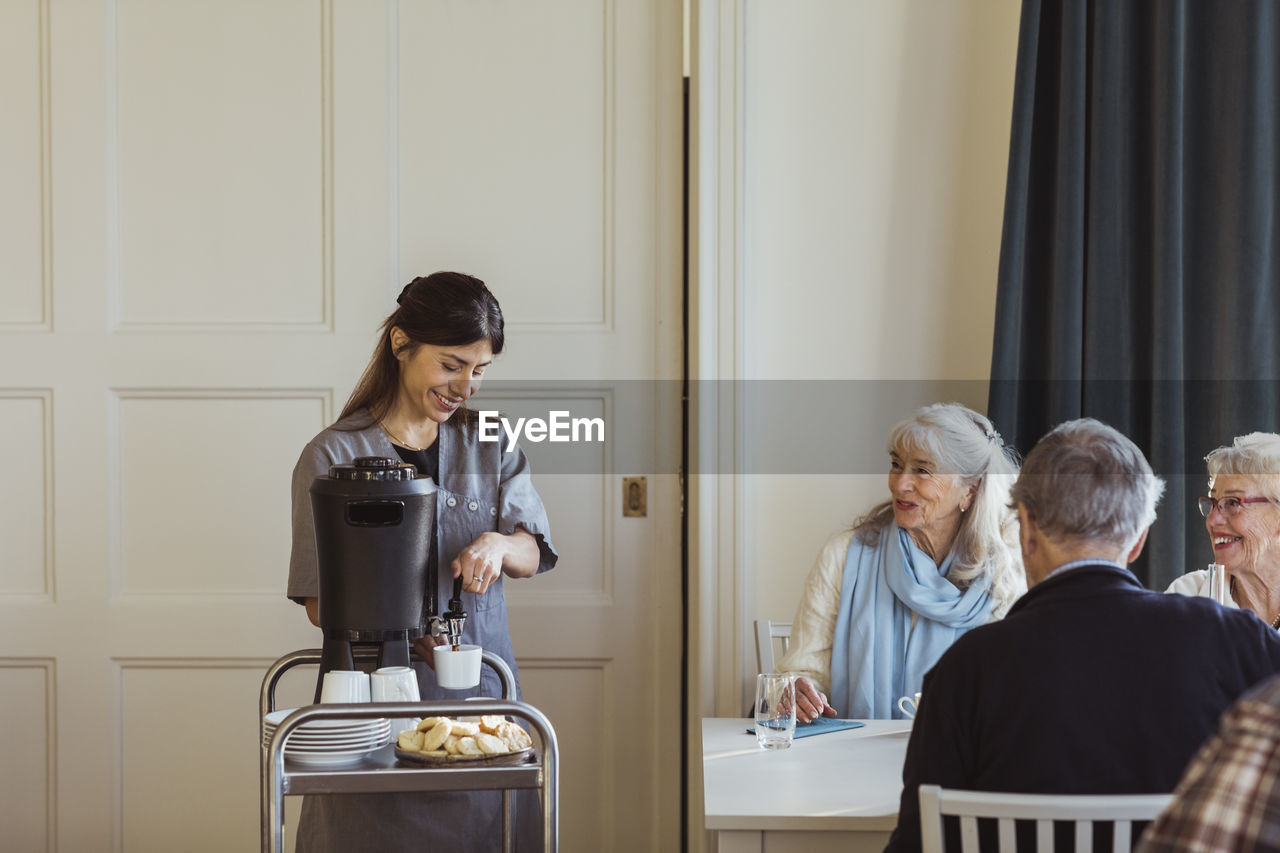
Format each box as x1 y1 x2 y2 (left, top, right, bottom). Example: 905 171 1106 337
287 410 558 852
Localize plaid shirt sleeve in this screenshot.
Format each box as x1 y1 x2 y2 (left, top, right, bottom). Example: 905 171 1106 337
1138 676 1280 853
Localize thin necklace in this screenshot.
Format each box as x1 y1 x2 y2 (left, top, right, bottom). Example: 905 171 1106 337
1228 573 1280 627
380 421 429 452
1231 578 1280 630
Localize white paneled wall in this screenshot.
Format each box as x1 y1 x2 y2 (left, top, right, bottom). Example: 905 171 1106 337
738 1 1021 700
689 0 1022 723
0 1 683 850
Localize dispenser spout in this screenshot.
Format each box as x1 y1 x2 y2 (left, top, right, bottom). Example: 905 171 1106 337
429 574 468 650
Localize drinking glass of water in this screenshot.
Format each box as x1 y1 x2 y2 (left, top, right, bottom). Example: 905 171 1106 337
1208 563 1231 606
754 673 796 750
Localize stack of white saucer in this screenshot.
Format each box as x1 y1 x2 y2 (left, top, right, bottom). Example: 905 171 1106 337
263 709 391 768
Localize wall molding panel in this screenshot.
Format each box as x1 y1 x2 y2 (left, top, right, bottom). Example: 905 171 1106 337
105 388 331 600
0 0 52 331
395 0 616 332
0 658 56 852
111 657 275 852
103 0 334 333
0 389 54 599
477 385 614 604
516 657 614 852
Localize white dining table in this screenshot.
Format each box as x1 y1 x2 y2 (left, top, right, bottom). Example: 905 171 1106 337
701 717 914 853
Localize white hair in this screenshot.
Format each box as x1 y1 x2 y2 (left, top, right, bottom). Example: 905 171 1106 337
854 402 1025 617
1009 418 1165 553
1205 432 1280 503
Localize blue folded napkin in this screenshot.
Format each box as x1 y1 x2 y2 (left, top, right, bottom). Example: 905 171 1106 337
746 718 865 738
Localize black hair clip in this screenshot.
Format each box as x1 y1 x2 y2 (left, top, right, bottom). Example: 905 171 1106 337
396 280 417 306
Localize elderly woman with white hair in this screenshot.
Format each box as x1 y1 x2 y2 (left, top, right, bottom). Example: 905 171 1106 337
778 402 1024 721
1167 432 1280 628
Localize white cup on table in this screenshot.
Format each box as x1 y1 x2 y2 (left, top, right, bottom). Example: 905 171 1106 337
897 691 921 719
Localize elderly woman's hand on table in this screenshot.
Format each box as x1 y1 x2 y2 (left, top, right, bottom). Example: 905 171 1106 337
793 676 838 723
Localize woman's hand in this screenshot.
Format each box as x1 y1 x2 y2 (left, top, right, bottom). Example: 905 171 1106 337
304 597 321 628
411 633 448 667
793 676 837 723
451 529 540 593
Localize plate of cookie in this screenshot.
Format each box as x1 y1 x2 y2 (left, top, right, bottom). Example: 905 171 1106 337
394 714 536 767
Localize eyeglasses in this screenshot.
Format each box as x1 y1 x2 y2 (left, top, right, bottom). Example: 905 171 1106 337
1197 496 1273 517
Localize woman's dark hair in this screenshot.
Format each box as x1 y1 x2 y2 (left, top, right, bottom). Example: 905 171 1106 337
337 271 504 425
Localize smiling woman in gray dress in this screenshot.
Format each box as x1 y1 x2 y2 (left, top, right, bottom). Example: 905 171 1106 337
287 271 557 852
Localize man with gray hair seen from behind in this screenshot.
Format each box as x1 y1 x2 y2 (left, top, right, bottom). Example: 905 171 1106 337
884 418 1280 853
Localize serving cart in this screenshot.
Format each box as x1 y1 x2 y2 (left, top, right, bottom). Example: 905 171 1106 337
260 648 558 853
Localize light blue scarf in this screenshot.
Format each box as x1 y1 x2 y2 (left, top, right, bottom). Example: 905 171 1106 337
830 522 993 719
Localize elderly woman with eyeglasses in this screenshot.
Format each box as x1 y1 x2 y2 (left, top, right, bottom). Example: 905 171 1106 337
1167 433 1280 628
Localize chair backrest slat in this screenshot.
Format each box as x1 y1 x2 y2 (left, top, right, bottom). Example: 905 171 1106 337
996 816 1017 853
919 782 945 853
752 620 792 674
1035 818 1054 852
1113 819 1133 853
917 785 1172 853
1074 819 1092 853
959 815 980 853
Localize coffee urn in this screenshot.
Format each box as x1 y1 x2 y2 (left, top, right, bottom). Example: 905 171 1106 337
309 456 437 701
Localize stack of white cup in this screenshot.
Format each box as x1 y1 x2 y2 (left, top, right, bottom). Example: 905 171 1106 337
319 670 371 703
371 666 422 736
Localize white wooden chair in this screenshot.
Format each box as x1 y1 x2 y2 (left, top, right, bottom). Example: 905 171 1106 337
753 620 792 674
918 784 1172 853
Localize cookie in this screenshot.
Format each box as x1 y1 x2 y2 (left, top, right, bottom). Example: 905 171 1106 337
475 733 507 755
421 719 453 751
397 730 425 752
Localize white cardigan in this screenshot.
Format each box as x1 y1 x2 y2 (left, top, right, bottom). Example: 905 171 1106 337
1165 569 1240 607
775 530 856 694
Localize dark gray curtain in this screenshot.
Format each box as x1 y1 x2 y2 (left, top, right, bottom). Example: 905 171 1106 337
988 0 1280 588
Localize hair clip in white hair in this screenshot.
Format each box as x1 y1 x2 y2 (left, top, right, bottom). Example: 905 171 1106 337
987 429 1003 445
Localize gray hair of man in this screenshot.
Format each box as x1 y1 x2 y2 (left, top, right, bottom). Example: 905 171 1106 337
1205 432 1280 503
853 402 1025 617
1009 418 1165 554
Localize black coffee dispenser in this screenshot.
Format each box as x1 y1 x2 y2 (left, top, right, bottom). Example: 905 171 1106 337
309 456 467 702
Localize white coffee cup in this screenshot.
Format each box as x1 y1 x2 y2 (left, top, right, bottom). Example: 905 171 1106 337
320 670 370 704
372 666 420 701
372 666 421 735
897 691 922 719
433 644 483 689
